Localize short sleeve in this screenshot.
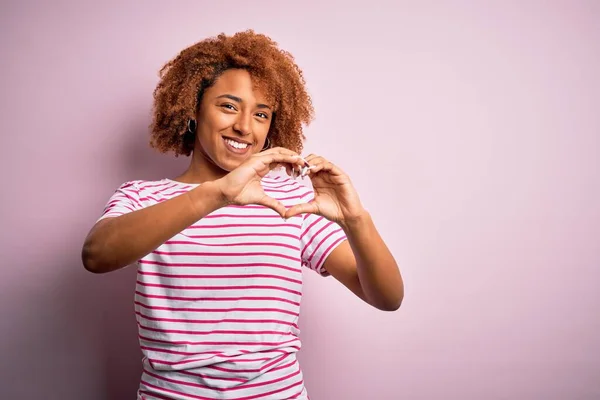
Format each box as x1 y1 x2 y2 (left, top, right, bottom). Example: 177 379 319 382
300 210 348 277
97 181 143 222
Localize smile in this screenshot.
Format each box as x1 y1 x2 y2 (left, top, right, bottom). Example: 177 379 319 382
223 137 252 154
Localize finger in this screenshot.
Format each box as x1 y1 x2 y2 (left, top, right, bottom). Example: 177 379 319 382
303 160 328 175
255 194 288 218
261 149 306 175
266 162 290 175
260 146 299 158
261 153 305 170
284 201 320 219
301 165 318 177
303 154 317 163
266 161 295 177
305 158 342 176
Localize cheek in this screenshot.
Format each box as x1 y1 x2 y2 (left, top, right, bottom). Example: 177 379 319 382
205 112 232 130
197 113 231 140
255 120 272 137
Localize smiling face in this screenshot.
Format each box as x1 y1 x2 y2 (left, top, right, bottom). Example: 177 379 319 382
190 68 273 182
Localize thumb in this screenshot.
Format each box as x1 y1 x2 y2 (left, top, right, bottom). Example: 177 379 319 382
255 194 288 218
284 201 319 219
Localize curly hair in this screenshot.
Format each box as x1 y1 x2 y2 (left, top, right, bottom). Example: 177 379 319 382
149 30 315 157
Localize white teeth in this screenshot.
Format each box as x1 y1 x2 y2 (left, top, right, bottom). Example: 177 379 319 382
225 139 249 149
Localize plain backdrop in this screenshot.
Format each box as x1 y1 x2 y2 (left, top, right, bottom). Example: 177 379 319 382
1 1 599 399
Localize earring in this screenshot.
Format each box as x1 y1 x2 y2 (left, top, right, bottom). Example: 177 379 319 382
187 119 197 134
262 137 271 150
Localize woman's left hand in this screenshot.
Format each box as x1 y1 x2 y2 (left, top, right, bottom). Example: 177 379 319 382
283 154 367 225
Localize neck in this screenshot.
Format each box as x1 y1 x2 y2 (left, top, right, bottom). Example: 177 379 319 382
174 149 228 184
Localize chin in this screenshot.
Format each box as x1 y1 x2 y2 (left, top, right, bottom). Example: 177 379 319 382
216 155 247 172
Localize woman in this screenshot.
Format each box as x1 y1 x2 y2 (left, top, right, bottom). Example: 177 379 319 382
82 30 403 400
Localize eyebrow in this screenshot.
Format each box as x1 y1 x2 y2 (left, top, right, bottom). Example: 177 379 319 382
216 94 271 109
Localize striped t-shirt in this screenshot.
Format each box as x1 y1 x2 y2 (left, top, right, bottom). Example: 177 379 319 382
98 173 348 400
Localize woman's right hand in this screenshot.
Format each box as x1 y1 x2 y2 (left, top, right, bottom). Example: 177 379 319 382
214 147 307 217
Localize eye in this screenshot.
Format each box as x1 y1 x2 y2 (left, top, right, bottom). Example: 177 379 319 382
221 103 237 111
256 112 269 119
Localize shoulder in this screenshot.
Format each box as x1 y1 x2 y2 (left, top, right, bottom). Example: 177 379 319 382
112 178 198 203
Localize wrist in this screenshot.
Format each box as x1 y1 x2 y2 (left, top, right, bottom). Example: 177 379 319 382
339 209 371 231
188 180 229 216
210 178 232 206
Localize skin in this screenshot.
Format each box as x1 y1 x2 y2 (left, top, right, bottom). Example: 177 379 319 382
82 68 403 311
175 68 276 184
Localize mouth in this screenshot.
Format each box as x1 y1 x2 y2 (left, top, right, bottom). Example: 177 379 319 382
222 136 252 155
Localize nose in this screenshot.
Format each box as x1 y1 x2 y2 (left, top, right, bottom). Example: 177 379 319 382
233 112 252 136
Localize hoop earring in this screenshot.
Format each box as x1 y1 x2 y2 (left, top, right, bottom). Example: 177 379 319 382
262 137 271 150
187 119 197 134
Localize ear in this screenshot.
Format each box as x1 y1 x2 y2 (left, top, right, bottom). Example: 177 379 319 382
186 119 197 134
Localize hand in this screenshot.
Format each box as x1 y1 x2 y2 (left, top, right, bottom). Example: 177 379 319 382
283 154 367 224
215 147 306 217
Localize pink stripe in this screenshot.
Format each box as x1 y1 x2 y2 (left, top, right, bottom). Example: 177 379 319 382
147 182 178 194
289 387 306 399
147 183 179 194
257 351 289 371
138 324 294 336
263 187 308 196
163 240 300 251
300 220 334 260
151 250 301 262
277 194 310 201
203 213 284 219
178 370 246 383
138 181 177 190
147 346 299 369
139 379 213 400
100 212 123 218
134 301 299 316
134 290 301 306
227 204 269 209
201 352 297 374
136 281 302 296
139 194 161 202
186 232 300 240
306 228 343 265
105 203 134 213
148 348 278 364
104 197 135 211
106 199 122 207
141 359 297 390
142 342 296 354
135 311 300 328
260 182 298 190
139 260 301 274
159 189 190 197
119 190 142 207
314 235 347 270
202 354 293 374
138 389 175 400
300 215 324 240
142 366 302 396
138 270 302 285
259 186 302 194
186 222 301 229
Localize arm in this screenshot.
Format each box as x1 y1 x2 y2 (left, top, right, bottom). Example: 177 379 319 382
82 181 226 273
283 154 403 311
324 212 403 311
82 148 306 273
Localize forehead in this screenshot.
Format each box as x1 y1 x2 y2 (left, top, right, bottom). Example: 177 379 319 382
207 69 270 103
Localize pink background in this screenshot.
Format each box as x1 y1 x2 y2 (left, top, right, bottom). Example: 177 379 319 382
1 1 599 399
